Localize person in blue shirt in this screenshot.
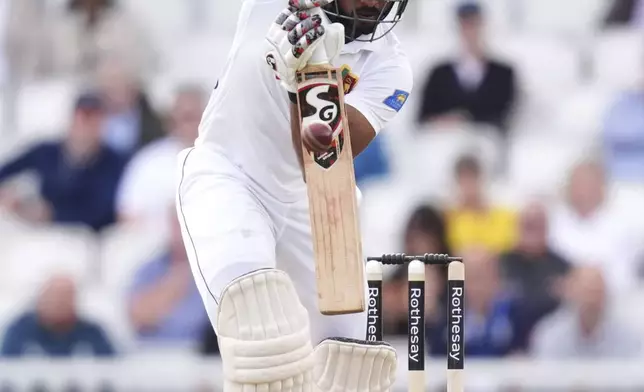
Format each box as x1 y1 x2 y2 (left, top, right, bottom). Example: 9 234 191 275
427 247 532 357
0 91 127 232
1 275 115 357
127 209 209 348
602 90 644 182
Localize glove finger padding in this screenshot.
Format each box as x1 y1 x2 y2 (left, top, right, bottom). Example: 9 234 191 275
275 6 298 27
289 25 325 65
288 14 322 45
289 0 335 10
313 338 397 392
265 2 342 93
281 10 310 32
266 9 327 90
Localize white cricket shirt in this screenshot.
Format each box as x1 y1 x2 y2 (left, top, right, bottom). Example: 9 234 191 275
196 0 413 201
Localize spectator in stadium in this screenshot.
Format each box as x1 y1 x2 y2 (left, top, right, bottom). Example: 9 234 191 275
127 209 208 349
530 266 642 358
97 59 165 156
446 154 518 254
46 0 156 81
0 275 115 357
116 84 206 226
0 91 126 232
602 80 644 182
382 204 450 336
427 247 532 357
548 160 641 292
603 0 644 28
417 1 516 132
500 201 572 330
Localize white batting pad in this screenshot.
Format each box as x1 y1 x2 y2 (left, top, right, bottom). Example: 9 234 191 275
217 268 315 392
313 338 397 392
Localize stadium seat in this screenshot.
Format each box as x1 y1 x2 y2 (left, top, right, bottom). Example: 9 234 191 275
121 0 191 48
417 0 455 37
610 182 644 237
161 31 231 90
488 178 524 209
592 28 644 91
417 0 513 37
359 177 432 278
147 73 181 114
0 134 28 165
486 33 582 137
552 85 613 141
0 92 6 136
519 0 607 36
0 211 31 240
398 124 505 196
492 33 581 97
15 78 78 140
506 133 598 199
98 222 169 294
614 287 644 331
0 224 98 291
77 286 138 354
401 31 456 82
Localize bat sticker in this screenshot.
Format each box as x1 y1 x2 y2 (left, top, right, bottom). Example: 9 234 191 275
298 77 344 170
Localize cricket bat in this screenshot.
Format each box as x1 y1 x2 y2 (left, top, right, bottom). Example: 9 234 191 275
294 14 365 316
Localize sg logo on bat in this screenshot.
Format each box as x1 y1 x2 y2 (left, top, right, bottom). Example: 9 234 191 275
297 71 345 170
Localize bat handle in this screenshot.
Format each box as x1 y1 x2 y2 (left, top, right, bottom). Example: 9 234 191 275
308 8 330 66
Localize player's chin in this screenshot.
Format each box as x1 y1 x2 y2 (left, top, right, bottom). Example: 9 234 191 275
354 21 378 36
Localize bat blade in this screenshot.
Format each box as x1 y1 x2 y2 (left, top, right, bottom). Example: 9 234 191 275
296 64 365 315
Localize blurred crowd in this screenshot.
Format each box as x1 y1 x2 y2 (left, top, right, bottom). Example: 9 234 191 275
0 0 643 388
366 0 644 361
383 154 643 359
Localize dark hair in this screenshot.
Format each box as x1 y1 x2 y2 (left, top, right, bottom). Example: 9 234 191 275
456 2 482 20
391 204 450 284
68 0 115 11
404 204 450 255
454 154 481 178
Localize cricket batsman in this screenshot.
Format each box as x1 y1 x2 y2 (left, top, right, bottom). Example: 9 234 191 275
176 0 412 390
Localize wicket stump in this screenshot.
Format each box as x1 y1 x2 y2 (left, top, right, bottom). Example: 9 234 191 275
366 253 465 392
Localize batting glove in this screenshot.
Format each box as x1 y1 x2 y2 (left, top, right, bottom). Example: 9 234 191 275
265 0 345 93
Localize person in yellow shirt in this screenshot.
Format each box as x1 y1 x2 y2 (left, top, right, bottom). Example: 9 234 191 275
447 155 518 254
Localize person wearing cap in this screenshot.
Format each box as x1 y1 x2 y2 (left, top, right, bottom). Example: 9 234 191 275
417 1 516 133
0 91 127 232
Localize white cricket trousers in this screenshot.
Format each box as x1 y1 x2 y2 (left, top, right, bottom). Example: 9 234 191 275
175 146 367 344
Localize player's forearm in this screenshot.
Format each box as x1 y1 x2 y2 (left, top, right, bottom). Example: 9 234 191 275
345 104 376 157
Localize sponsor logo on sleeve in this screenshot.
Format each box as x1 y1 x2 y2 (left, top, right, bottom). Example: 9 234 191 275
383 89 409 112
